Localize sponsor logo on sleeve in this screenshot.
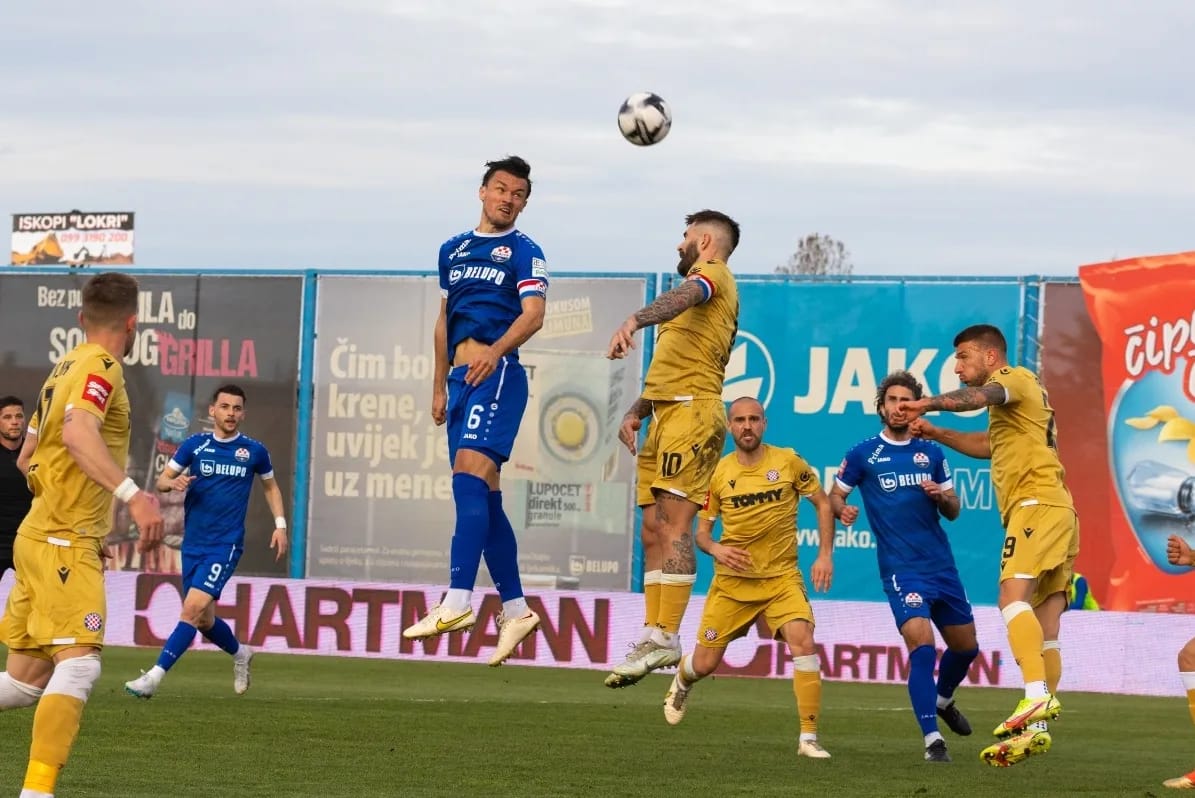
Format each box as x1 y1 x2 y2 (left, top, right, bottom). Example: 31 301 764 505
82 374 113 411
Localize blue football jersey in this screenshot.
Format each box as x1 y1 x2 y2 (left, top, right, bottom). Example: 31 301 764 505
169 432 274 550
439 229 548 357
836 433 958 577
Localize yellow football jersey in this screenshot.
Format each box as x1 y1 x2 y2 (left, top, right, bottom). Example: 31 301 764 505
700 444 821 578
643 259 739 401
986 365 1074 521
22 342 131 542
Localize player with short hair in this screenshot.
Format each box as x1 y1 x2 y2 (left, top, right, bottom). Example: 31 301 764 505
604 209 741 688
662 397 834 758
402 155 548 666
1162 534 1195 790
900 324 1077 767
0 395 34 577
124 384 288 699
829 370 978 763
0 271 164 798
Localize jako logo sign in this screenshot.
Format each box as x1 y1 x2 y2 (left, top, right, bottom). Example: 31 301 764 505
722 331 774 409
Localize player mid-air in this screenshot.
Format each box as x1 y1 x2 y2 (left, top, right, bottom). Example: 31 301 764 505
402 156 548 667
125 384 288 699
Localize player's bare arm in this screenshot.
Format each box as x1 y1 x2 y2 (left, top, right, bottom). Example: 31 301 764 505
607 280 705 359
1168 534 1195 568
618 395 653 455
466 295 546 386
62 408 164 550
901 383 1007 418
431 297 449 425
828 483 860 526
804 489 835 592
155 464 194 493
260 475 290 561
695 515 752 572
921 481 961 521
910 418 992 459
15 428 37 475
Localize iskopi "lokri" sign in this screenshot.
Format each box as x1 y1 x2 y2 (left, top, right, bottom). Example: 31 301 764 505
11 211 135 267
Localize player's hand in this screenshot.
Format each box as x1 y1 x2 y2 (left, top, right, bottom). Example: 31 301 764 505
464 346 500 386
606 318 638 360
129 491 164 553
810 553 833 592
908 418 938 440
711 543 753 573
838 504 860 526
166 474 195 492
271 528 290 562
897 398 931 421
1168 534 1195 567
618 413 642 455
431 386 448 426
921 480 945 501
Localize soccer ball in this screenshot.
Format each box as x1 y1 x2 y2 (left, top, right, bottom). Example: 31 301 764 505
617 92 672 146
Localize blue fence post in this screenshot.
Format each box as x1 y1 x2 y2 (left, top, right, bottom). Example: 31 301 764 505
289 270 319 578
1021 275 1044 370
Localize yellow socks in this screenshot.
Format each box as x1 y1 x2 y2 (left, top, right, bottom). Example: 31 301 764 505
643 570 662 628
793 655 821 734
1001 601 1046 685
657 573 696 634
1043 640 1062 694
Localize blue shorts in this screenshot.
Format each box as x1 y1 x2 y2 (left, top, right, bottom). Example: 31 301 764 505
883 570 974 632
447 356 529 467
182 545 243 600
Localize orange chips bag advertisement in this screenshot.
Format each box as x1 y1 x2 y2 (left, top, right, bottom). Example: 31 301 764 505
1051 252 1195 611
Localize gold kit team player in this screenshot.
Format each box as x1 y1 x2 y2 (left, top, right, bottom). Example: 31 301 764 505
605 210 741 688
662 397 835 758
900 324 1078 768
0 272 164 798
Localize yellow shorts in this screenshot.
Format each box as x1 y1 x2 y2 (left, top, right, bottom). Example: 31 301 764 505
1000 503 1080 607
0 534 107 658
696 572 814 648
636 398 727 507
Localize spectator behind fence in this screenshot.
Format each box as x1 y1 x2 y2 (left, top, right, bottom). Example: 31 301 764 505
0 395 33 577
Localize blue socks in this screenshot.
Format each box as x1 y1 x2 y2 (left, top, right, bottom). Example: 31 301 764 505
157 622 198 672
202 616 241 656
449 473 491 591
937 646 979 700
484 491 523 602
908 644 939 735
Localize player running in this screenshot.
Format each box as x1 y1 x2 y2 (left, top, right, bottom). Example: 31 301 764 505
402 156 548 667
125 384 288 698
829 370 978 763
900 324 1078 767
604 210 741 688
662 397 834 759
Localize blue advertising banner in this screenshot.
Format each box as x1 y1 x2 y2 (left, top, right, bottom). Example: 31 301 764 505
685 277 1025 607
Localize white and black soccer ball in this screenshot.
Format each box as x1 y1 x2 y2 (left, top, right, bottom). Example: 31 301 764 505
617 92 672 146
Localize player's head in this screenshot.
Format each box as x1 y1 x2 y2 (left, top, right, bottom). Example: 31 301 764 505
875 370 923 434
209 383 246 436
677 210 741 275
952 324 1008 386
478 155 532 233
79 271 139 357
0 396 25 444
728 396 766 453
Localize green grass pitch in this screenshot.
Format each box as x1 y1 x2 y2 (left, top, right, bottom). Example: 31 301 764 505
0 646 1188 797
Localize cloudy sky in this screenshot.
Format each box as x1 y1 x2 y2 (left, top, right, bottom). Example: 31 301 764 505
3 0 1194 276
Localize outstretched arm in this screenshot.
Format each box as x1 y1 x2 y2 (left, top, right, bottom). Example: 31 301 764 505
910 419 992 459
607 281 706 358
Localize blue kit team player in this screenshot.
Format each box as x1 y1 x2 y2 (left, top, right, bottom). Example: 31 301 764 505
126 384 289 698
829 370 980 763
402 156 548 667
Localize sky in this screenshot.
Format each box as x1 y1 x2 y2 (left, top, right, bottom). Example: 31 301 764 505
3 0 1195 277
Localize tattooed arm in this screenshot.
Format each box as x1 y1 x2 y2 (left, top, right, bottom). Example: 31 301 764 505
617 395 653 456
607 280 706 359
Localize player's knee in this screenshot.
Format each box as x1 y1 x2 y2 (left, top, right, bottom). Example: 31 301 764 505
691 648 721 677
180 604 207 627
45 654 101 703
0 672 44 710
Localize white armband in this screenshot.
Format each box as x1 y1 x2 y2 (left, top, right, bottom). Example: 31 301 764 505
114 477 141 503
274 517 288 529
